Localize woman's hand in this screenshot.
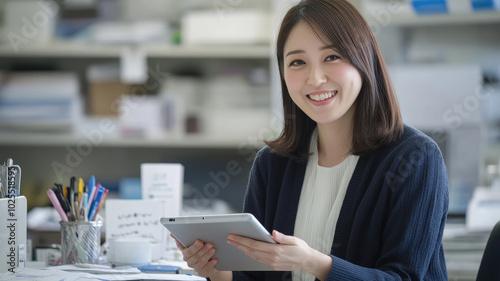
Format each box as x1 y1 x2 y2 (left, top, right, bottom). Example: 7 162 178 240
170 234 218 277
227 230 332 280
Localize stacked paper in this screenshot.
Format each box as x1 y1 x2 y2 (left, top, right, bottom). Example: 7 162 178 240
0 72 83 131
411 0 500 14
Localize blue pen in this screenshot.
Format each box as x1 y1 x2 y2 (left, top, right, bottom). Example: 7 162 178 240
88 186 104 221
86 175 95 210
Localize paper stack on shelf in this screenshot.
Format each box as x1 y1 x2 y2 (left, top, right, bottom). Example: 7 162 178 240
0 72 83 131
91 20 169 45
411 0 500 15
181 9 271 45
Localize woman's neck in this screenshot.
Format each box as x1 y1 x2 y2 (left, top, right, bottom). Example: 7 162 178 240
316 115 354 168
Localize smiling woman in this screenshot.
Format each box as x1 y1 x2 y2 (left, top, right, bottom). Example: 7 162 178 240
173 1 449 281
270 0 403 161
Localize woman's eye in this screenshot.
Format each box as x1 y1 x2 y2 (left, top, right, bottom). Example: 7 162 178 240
289 60 305 67
325 55 340 61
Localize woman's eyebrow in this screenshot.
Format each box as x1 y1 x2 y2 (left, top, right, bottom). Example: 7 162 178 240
321 45 339 52
285 45 339 57
285 49 304 57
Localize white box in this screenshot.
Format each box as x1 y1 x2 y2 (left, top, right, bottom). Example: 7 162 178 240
181 9 271 45
141 163 184 260
4 0 58 48
0 196 27 273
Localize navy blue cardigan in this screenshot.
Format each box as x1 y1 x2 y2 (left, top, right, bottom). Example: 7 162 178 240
233 125 449 280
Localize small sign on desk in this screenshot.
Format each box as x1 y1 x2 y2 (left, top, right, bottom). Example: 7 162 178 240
141 163 184 259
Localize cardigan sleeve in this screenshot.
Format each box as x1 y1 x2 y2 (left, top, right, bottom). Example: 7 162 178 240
326 141 449 280
233 147 269 281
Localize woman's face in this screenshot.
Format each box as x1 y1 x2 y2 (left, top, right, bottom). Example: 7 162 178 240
283 21 362 125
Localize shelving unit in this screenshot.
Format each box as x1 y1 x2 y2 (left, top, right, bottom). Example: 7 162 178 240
359 0 500 27
386 10 500 26
0 42 271 59
0 130 265 149
0 113 273 148
0 0 278 214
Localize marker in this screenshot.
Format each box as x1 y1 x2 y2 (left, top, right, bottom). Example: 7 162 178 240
78 178 84 201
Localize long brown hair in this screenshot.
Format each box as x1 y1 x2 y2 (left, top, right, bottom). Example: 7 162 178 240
266 0 403 160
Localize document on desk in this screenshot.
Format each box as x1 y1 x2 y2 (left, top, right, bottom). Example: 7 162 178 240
0 268 93 281
0 267 206 280
105 199 164 243
100 273 206 280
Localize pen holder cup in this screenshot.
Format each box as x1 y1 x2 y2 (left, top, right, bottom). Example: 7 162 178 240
60 221 103 264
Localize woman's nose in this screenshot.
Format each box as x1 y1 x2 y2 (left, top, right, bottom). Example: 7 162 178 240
307 66 327 87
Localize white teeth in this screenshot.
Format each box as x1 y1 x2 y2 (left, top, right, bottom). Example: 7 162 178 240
308 91 336 101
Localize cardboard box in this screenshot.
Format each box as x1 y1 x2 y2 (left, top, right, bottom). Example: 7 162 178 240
89 81 132 116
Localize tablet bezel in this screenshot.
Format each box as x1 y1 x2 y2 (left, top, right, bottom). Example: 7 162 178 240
160 213 277 271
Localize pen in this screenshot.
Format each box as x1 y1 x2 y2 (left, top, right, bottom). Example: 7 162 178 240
70 176 76 195
78 177 84 201
54 183 63 196
82 193 88 221
88 175 95 195
79 189 85 216
47 189 69 222
51 187 70 214
93 188 109 221
88 186 104 221
93 183 101 201
86 175 95 209
65 185 71 208
87 182 98 215
68 187 77 221
74 200 81 221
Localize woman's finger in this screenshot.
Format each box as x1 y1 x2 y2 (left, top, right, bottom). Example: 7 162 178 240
193 243 216 268
185 242 213 268
181 239 204 259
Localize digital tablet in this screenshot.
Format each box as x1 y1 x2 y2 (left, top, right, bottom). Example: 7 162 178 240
160 213 277 271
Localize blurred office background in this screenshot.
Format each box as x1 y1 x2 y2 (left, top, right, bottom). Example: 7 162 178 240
0 0 499 279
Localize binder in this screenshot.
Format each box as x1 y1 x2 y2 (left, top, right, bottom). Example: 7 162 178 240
0 196 27 273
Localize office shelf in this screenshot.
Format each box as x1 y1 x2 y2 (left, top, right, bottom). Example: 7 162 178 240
0 114 274 149
0 42 272 59
362 0 500 27
0 130 268 149
388 11 500 26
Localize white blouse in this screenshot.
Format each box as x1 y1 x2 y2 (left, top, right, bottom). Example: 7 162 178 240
292 129 359 281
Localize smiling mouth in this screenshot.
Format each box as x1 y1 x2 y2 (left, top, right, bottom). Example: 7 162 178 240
307 91 337 101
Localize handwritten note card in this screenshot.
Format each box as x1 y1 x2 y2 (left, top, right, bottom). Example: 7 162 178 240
105 199 164 243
